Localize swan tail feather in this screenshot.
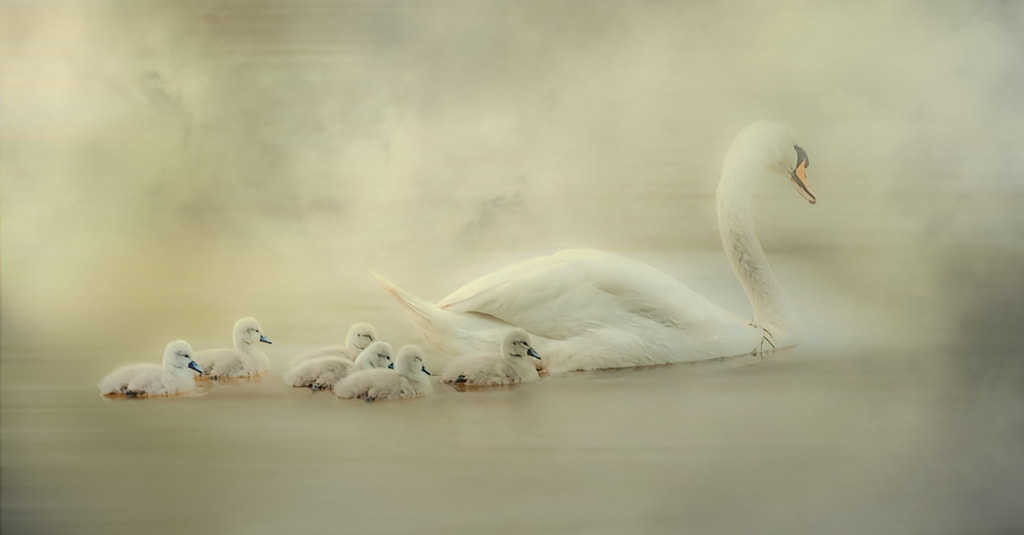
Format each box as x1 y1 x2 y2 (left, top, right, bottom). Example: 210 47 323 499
370 271 508 360
370 271 441 328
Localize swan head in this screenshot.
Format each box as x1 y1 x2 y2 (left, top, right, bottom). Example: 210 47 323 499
233 317 271 348
502 328 541 360
346 322 378 352
395 345 431 377
724 122 815 204
162 340 203 375
355 341 393 370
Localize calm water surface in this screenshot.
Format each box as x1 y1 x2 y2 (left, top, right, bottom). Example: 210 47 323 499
3 250 1021 535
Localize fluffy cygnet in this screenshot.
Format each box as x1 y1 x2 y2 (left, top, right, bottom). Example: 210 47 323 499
441 328 541 386
335 344 433 402
99 340 203 398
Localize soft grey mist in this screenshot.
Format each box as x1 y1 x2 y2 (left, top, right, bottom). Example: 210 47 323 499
2 1 1022 534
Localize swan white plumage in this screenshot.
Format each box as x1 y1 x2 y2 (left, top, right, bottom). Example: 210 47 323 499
374 122 816 375
441 328 542 386
288 322 377 369
99 340 204 398
283 341 393 390
193 317 272 380
334 344 433 402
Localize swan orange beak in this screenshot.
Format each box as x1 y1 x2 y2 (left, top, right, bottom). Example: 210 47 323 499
790 159 816 204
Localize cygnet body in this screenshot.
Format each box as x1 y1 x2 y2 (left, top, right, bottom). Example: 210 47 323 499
288 322 377 369
335 345 433 402
194 317 272 380
283 341 393 390
441 328 541 386
99 340 203 398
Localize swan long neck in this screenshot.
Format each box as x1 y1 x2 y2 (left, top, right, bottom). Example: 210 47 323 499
717 162 796 338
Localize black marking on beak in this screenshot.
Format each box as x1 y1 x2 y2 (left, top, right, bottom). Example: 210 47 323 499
790 145 816 204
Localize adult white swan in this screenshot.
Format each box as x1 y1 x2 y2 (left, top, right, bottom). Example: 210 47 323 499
375 122 816 375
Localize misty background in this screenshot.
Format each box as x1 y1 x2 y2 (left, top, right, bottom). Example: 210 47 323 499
4 0 1024 342
2 0 1023 533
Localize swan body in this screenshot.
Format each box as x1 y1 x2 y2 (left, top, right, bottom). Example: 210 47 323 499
194 317 272 380
99 340 204 398
375 122 816 375
288 322 377 369
335 345 433 402
283 341 393 390
441 328 542 386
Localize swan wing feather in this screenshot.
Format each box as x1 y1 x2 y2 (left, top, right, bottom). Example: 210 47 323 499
439 249 743 339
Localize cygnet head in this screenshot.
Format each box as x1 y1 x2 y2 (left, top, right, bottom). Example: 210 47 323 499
355 341 394 370
233 317 271 348
501 328 540 360
346 322 377 352
395 345 431 377
722 122 815 204
162 340 203 375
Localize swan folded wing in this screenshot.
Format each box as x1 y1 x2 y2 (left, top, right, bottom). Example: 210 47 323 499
439 253 566 309
439 254 608 339
439 249 743 338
